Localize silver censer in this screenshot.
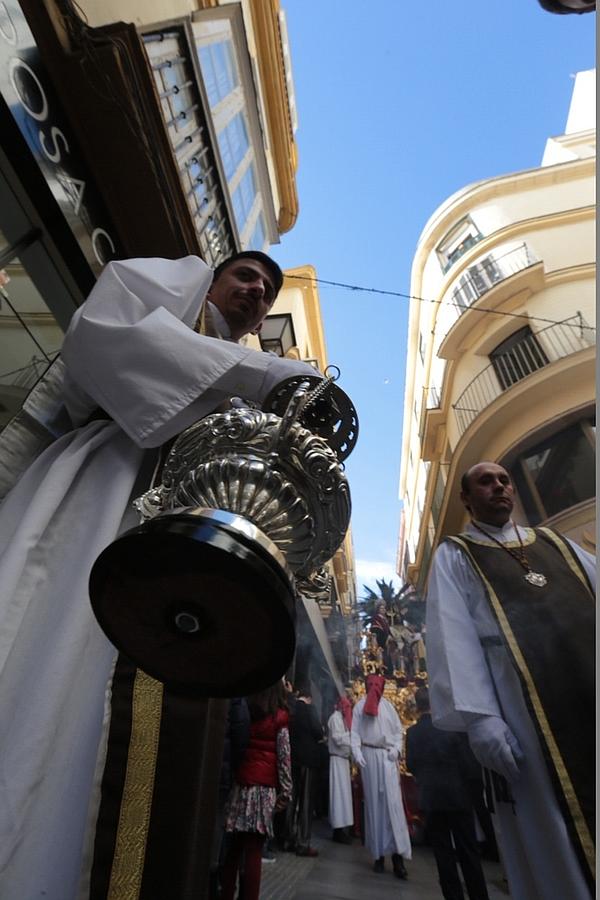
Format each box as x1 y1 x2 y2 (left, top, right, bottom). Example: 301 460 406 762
89 376 356 696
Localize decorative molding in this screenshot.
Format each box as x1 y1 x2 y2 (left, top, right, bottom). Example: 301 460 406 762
247 0 298 232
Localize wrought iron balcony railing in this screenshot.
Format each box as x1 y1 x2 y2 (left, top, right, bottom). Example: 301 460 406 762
443 243 540 333
452 314 595 437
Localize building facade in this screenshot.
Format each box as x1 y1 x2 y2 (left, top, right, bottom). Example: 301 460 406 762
398 70 595 590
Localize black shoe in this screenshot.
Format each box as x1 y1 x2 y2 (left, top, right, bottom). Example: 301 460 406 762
392 853 408 879
373 856 384 873
332 828 353 845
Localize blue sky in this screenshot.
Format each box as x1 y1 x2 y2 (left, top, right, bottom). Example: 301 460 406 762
269 1 595 597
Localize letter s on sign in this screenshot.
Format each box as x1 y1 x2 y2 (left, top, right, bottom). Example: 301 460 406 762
40 125 69 163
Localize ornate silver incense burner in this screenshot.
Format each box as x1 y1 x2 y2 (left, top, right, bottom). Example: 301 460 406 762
89 377 355 696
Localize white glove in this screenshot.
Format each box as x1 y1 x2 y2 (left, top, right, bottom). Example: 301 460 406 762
353 751 367 769
467 715 524 783
386 747 399 763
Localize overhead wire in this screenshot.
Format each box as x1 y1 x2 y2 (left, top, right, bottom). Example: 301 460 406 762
283 272 595 332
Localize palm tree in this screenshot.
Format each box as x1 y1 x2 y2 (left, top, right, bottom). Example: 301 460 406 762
359 579 425 630
358 578 402 625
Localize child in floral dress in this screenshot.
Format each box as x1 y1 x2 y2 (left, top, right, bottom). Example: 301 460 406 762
221 681 292 900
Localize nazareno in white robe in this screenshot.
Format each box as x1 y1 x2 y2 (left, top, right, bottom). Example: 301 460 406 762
350 696 412 860
0 256 318 900
327 709 353 829
426 519 595 900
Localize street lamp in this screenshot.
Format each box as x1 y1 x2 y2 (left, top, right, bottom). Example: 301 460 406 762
259 313 297 357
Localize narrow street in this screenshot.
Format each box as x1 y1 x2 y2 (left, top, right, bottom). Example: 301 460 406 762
260 820 509 900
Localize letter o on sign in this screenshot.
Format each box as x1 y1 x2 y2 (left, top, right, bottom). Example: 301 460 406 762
8 57 48 121
92 228 116 266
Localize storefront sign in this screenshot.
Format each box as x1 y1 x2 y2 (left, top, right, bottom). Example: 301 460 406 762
0 0 120 267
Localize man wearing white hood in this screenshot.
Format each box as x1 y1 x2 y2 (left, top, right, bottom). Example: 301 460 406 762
0 251 318 900
350 674 411 878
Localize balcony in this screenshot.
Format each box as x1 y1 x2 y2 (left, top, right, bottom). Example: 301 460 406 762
452 314 595 437
452 243 538 309
439 243 544 359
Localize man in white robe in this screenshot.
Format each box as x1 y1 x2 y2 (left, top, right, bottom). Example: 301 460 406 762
426 460 595 900
327 693 354 843
350 674 412 877
0 251 318 900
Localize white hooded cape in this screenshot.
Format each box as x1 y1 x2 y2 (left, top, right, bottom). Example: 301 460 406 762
350 696 411 859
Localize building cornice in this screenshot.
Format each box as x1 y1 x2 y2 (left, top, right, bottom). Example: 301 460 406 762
247 0 299 233
413 156 595 270
432 204 594 320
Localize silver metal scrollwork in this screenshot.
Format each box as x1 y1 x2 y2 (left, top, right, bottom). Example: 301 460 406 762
134 381 352 579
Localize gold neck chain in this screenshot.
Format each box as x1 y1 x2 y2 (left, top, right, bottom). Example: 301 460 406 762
470 520 548 588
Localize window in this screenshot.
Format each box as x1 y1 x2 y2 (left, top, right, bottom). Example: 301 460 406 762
489 326 549 390
192 8 273 251
249 214 266 251
0 243 64 433
436 217 482 273
509 418 595 524
145 27 235 266
231 164 258 232
217 113 249 180
198 41 238 108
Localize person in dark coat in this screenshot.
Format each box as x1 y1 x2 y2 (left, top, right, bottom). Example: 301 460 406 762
209 698 251 899
406 687 491 900
287 683 324 857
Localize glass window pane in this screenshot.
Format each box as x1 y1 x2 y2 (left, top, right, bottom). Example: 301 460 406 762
231 163 257 233
198 46 217 106
0 257 63 432
523 424 595 519
510 418 596 524
248 214 266 251
198 40 238 108
217 113 249 181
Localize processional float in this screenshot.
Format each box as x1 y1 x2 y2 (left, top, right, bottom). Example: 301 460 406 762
89 370 357 696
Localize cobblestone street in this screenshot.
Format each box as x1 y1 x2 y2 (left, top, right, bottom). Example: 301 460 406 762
260 820 510 900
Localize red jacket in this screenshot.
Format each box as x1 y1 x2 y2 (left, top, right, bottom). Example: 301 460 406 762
236 708 289 788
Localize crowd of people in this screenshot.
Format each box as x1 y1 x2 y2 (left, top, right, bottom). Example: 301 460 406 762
209 671 502 900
